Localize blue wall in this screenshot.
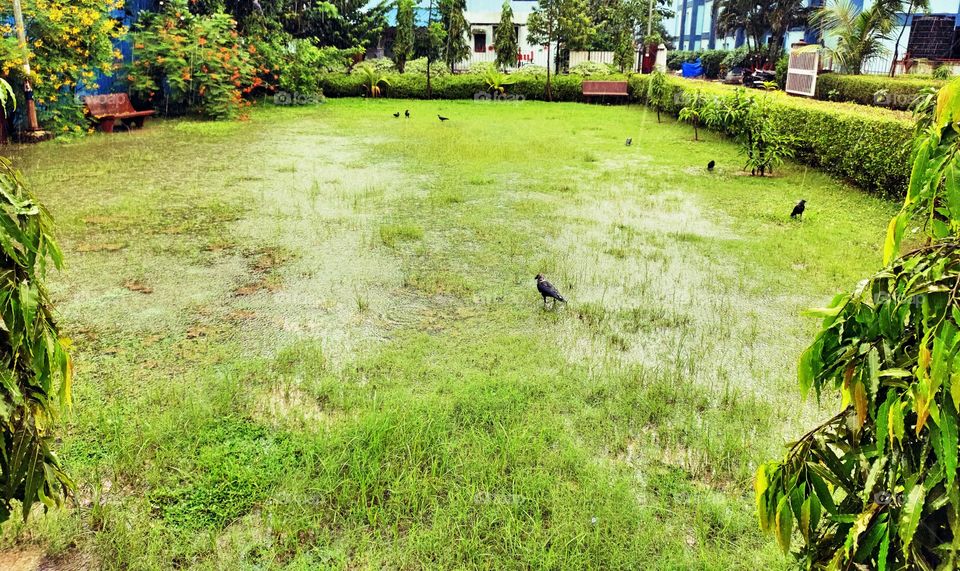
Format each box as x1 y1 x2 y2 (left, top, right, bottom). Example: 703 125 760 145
80 0 156 96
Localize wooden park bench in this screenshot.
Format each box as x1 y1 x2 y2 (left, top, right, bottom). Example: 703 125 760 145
84 94 154 133
582 80 629 102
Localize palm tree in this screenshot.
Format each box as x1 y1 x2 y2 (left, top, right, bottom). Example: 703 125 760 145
715 0 767 54
357 64 391 97
715 0 807 64
767 0 809 60
810 0 899 74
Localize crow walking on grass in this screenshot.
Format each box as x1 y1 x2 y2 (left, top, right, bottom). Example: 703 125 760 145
707 160 715 171
405 110 410 118
535 274 566 308
791 199 806 220
438 115 450 122
625 138 632 146
393 112 400 118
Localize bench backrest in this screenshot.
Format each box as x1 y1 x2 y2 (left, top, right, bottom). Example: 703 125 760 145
84 93 136 116
582 81 629 95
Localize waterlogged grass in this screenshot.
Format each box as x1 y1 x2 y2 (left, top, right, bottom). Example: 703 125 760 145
0 99 895 569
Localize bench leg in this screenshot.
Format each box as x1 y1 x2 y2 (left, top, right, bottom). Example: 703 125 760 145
133 117 145 129
99 118 115 133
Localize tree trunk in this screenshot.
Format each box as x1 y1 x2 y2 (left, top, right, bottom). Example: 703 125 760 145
890 0 914 77
546 40 553 101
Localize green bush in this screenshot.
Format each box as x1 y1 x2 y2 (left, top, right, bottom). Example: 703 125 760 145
629 75 912 197
356 57 396 73
403 57 450 75
775 55 788 90
815 73 945 110
568 61 612 77
274 40 338 102
512 65 548 77
721 46 751 70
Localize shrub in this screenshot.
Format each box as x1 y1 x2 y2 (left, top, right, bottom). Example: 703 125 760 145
512 65 548 77
128 3 258 119
646 70 668 122
465 62 497 75
274 39 334 102
775 55 789 90
933 64 952 80
721 46 751 70
403 57 449 75
758 78 960 569
699 50 728 79
357 57 396 74
815 73 946 110
629 75 912 197
568 61 612 77
0 157 73 524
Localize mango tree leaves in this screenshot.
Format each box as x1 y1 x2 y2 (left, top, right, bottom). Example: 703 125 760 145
0 157 72 524
899 485 926 549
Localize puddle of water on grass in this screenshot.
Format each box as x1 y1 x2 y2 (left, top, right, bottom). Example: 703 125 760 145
550 183 813 404
222 132 428 366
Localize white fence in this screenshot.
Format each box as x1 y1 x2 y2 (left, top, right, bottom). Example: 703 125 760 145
568 50 639 70
452 47 551 72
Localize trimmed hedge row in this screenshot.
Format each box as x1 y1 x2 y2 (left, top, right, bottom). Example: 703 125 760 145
628 76 913 198
814 73 944 110
320 73 591 102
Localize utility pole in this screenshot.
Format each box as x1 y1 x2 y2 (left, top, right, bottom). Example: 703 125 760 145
12 0 49 141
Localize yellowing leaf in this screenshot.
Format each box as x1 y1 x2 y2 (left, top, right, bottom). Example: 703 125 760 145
898 485 925 549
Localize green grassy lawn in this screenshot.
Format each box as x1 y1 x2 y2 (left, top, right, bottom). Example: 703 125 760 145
0 98 895 569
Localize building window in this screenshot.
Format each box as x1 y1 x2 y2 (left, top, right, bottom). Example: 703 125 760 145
474 32 486 53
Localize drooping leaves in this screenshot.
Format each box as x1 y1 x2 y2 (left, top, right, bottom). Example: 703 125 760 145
760 77 960 568
0 157 72 523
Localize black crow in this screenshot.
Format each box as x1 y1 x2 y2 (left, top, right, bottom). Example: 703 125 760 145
405 109 410 118
535 274 566 308
625 138 632 146
438 115 450 122
791 199 806 219
707 160 715 171
393 112 400 118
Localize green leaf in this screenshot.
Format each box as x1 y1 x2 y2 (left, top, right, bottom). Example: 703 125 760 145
889 398 905 445
809 467 837 515
878 523 890 571
942 397 959 487
898 484 926 549
776 494 793 555
883 211 908 266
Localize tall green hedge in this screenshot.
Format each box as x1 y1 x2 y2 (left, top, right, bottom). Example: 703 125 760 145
628 76 913 198
814 73 944 110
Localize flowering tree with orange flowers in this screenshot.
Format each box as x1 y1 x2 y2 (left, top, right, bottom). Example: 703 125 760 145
127 0 261 119
0 0 124 134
